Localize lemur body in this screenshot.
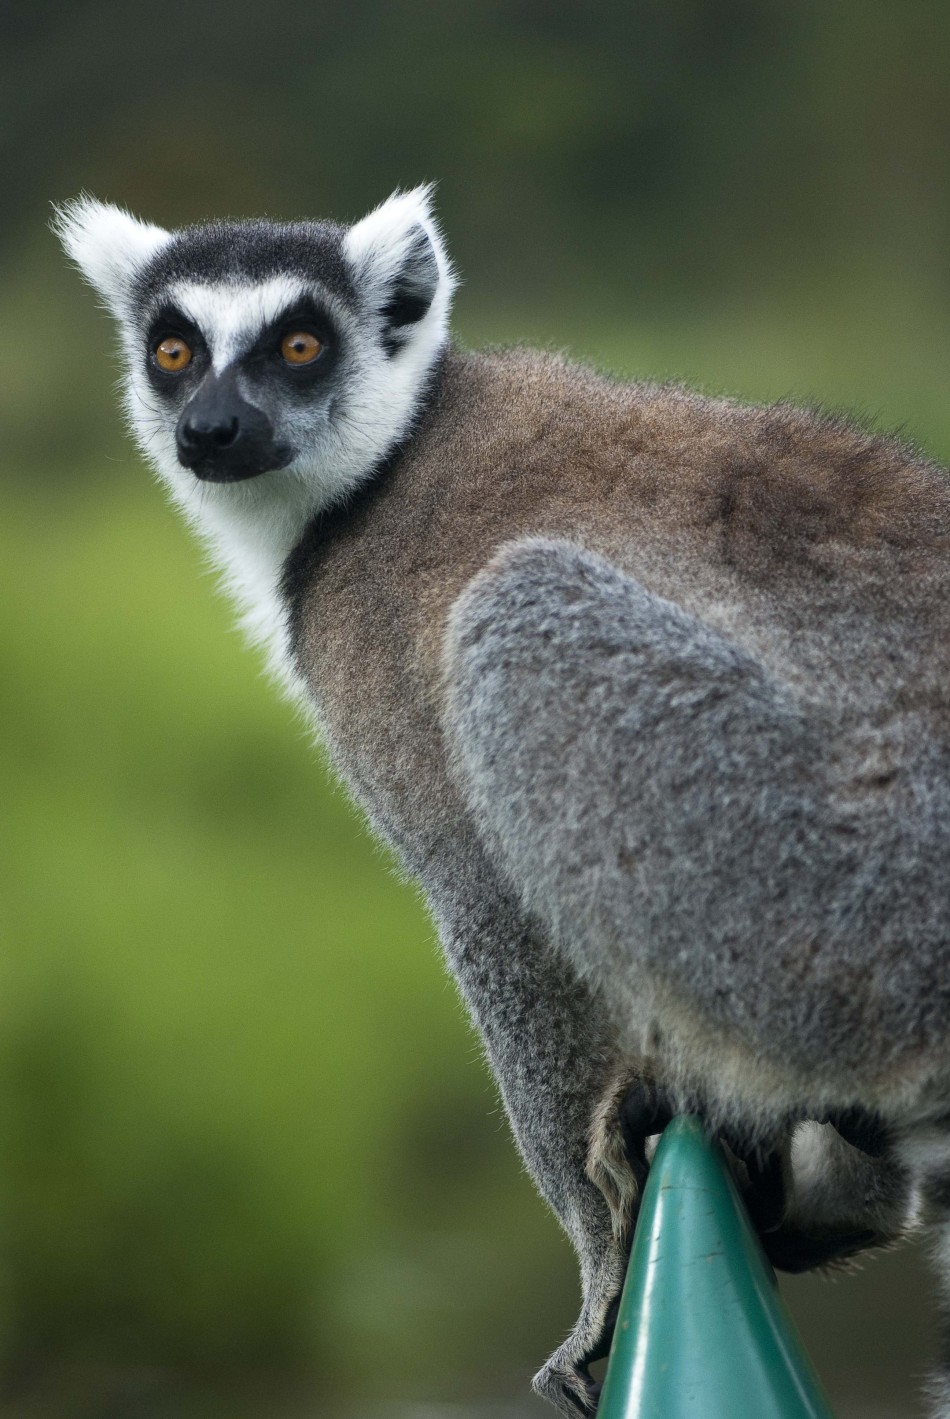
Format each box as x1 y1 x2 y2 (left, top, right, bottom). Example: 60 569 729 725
58 189 950 1416
289 345 950 1102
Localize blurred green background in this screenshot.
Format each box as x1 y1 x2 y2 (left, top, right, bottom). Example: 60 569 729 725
3 2 949 1414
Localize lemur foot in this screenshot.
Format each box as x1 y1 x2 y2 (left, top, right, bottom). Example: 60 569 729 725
589 1075 892 1279
563 1079 897 1416
760 1108 897 1274
695 1115 888 1275
532 1293 622 1417
532 1343 600 1417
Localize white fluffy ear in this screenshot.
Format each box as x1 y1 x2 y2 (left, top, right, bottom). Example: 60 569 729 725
52 196 172 315
344 185 456 347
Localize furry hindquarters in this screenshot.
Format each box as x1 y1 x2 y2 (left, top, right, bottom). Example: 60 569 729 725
442 535 950 1094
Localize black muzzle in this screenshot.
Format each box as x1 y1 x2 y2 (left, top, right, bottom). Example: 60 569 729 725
176 373 289 482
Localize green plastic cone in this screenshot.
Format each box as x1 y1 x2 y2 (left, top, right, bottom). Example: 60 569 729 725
598 1116 836 1419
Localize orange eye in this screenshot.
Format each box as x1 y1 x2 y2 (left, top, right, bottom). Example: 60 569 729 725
281 331 322 365
155 336 192 372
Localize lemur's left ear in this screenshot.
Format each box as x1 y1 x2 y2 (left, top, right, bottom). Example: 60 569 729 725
52 196 172 316
344 186 456 353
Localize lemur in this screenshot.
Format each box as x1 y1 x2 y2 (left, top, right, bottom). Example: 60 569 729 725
57 186 950 1416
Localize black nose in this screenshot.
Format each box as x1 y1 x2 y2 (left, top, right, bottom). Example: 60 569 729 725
178 413 240 455
175 374 289 482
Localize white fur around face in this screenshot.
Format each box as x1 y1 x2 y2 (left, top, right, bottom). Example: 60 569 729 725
126 372 329 697
56 188 456 696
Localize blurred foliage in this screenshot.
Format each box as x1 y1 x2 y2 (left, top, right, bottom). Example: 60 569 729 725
3 1 950 1415
6 0 950 303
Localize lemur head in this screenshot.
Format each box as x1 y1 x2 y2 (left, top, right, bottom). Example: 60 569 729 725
54 188 455 529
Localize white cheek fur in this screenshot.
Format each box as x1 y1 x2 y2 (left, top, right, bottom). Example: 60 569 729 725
123 363 321 696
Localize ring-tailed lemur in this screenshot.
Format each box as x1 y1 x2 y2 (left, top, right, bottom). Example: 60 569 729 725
57 186 950 1416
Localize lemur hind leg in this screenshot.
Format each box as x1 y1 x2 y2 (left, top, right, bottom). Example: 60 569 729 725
429 870 631 1419
531 1071 672 1416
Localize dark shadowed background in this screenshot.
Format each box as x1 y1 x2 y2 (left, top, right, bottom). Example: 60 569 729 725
2 2 947 1414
